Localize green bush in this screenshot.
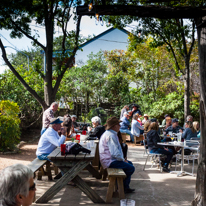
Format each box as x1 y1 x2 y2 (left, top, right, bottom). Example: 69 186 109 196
0 100 21 152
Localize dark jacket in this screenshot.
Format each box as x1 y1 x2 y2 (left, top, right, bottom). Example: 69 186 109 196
147 130 164 152
89 125 105 139
72 121 79 128
166 125 182 134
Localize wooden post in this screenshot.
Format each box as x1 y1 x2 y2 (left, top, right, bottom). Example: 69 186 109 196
192 16 206 206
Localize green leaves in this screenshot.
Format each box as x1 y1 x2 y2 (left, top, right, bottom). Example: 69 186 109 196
0 100 21 151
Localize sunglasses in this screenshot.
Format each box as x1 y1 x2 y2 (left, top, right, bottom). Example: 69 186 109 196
29 182 36 191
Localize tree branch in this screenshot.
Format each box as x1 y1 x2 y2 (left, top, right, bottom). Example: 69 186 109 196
0 38 47 109
53 15 82 95
10 19 46 50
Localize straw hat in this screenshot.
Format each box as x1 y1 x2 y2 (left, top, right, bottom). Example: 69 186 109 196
144 114 149 117
104 116 122 130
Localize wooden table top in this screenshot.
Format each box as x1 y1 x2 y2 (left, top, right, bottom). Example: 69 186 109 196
48 143 97 160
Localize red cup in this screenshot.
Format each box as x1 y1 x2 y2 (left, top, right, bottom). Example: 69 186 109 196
76 134 80 143
61 144 66 156
82 130 86 135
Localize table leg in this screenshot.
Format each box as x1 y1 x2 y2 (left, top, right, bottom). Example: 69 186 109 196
171 146 194 177
72 175 105 203
36 160 90 203
85 164 101 179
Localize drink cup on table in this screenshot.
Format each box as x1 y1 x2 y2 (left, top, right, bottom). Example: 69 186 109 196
82 130 87 135
90 140 95 147
76 133 81 143
61 144 66 156
87 141 91 149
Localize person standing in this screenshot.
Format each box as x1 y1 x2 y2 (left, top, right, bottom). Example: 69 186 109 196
99 117 135 193
41 102 59 135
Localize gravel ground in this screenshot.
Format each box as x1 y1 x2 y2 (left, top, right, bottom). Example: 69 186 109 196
0 129 40 170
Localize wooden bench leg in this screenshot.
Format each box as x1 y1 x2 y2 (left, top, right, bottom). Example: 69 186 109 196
117 177 125 199
100 166 108 181
37 167 44 180
46 161 52 180
106 177 116 203
53 165 59 175
134 136 137 145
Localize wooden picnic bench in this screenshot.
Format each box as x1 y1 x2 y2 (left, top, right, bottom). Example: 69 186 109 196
106 168 126 203
27 158 58 180
134 134 144 145
36 143 105 204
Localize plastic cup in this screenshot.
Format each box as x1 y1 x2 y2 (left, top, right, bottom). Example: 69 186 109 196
61 144 66 156
82 130 87 135
90 140 95 147
87 141 91 149
120 199 135 206
76 134 80 143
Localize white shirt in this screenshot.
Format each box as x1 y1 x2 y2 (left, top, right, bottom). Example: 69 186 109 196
36 127 66 156
131 119 144 137
99 130 124 169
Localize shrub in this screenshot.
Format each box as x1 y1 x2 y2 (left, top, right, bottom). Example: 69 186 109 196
0 100 21 152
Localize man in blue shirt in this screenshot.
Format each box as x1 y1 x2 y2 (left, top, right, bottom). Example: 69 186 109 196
120 112 134 143
36 118 66 161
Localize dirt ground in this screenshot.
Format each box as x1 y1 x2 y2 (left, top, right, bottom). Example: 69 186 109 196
0 129 41 170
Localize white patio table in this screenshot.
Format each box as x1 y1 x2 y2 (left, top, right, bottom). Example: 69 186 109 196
157 142 198 177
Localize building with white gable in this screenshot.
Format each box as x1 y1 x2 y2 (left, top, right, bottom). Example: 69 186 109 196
75 27 130 65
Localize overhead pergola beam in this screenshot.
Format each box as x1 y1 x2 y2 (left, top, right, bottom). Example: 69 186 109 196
77 5 206 19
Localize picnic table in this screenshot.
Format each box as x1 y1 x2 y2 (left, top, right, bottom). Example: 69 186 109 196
36 142 104 204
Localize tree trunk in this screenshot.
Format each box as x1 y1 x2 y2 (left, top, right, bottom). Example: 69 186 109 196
192 16 206 206
44 3 54 106
184 57 190 120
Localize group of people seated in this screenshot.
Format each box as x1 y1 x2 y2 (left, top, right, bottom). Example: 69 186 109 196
0 102 201 205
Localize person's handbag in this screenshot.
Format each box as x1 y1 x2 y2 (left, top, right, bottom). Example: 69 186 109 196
65 142 91 155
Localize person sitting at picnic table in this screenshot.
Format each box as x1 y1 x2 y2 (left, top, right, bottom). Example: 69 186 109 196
180 121 197 140
193 121 200 136
147 122 173 173
120 105 129 119
0 164 36 206
36 117 67 161
144 120 151 134
117 131 128 160
71 115 80 130
161 114 170 126
99 116 135 193
131 113 144 139
120 112 134 143
41 102 59 135
142 114 149 125
166 118 182 134
164 116 172 130
87 116 105 139
60 115 73 141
